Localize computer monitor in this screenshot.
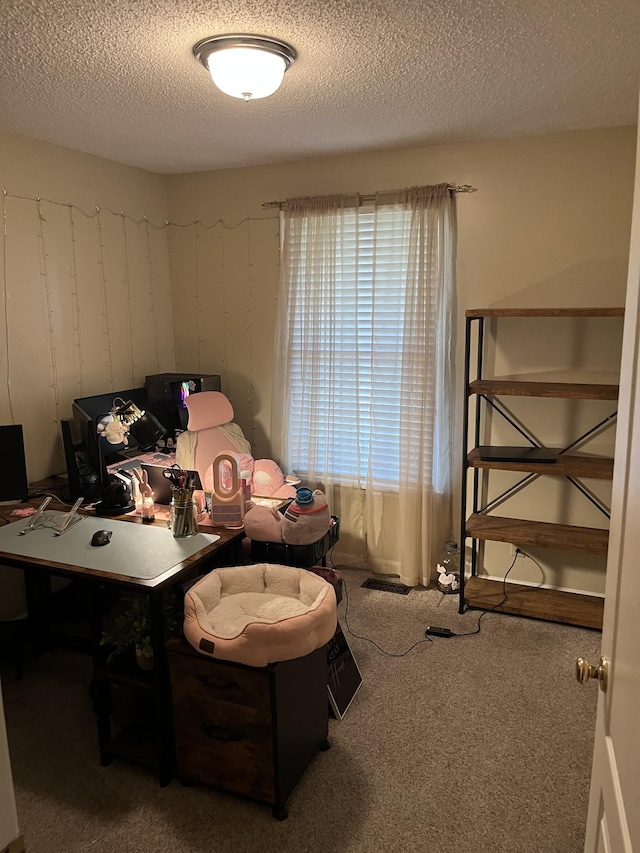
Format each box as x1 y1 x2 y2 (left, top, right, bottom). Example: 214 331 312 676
0 424 30 502
63 387 152 500
145 373 221 436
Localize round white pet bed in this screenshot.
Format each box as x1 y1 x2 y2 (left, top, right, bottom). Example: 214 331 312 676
183 563 337 667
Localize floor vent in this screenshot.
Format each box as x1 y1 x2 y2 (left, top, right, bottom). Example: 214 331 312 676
361 579 412 595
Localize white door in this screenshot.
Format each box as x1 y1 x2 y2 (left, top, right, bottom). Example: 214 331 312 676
583 119 640 851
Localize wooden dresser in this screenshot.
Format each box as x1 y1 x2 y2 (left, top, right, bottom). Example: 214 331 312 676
166 635 330 819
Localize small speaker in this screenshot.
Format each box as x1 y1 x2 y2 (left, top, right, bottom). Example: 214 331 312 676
0 424 29 502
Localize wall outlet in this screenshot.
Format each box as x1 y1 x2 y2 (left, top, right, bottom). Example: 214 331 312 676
510 543 525 559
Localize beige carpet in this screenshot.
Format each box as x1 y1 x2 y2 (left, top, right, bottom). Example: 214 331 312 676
1 567 601 853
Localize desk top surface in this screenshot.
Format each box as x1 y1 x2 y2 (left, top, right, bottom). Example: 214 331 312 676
0 499 243 588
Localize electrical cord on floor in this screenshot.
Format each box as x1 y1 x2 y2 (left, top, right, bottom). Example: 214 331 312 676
441 551 519 638
341 575 434 655
328 548 521 646
326 548 433 655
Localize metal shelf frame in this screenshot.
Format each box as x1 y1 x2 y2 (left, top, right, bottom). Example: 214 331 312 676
459 309 622 619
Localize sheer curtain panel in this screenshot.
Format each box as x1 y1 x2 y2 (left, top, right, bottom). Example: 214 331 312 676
271 185 455 586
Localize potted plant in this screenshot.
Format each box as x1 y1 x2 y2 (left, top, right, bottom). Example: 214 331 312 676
101 592 180 670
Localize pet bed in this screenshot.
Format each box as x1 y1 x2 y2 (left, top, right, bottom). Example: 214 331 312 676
183 563 337 667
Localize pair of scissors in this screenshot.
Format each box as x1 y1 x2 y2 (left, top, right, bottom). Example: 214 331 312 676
163 464 183 486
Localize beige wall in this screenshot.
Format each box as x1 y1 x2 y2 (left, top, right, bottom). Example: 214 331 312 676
166 126 636 592
0 126 635 604
0 132 175 482
0 132 175 619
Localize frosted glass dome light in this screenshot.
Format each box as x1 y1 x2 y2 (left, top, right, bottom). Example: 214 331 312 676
193 35 297 101
208 47 285 100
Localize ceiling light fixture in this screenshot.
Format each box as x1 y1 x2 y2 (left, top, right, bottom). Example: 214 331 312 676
193 34 297 101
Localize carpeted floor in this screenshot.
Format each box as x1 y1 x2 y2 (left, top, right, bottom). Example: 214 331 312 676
1 567 601 853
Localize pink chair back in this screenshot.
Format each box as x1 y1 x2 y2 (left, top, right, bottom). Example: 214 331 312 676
183 391 248 491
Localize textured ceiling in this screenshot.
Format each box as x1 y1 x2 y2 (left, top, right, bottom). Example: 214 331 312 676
0 0 638 174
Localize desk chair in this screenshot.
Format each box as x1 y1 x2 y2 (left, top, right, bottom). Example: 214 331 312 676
175 391 296 499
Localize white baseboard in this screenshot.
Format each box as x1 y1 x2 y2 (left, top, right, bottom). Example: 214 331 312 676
480 573 605 598
1 835 25 853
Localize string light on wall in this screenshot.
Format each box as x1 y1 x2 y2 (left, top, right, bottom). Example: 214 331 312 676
193 34 297 101
0 188 272 462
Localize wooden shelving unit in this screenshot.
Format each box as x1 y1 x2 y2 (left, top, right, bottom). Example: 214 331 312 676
467 448 614 480
460 307 624 629
465 514 609 554
463 577 604 629
468 379 619 400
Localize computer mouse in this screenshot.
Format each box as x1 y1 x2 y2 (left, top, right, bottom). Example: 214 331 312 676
91 529 112 547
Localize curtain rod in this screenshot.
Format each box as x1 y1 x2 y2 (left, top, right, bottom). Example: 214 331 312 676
261 184 477 209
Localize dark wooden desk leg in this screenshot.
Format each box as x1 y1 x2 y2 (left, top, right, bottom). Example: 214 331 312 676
88 583 111 767
149 589 174 787
23 571 53 654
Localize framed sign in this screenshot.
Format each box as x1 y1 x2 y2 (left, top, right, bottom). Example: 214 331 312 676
326 621 363 719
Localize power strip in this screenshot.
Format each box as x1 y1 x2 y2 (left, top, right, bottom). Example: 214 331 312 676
425 626 454 638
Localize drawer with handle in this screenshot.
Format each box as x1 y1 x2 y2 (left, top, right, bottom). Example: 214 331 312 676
168 648 271 711
173 696 274 800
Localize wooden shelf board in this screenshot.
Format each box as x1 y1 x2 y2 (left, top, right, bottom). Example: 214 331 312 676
464 576 604 629
467 449 614 479
466 308 624 319
466 514 609 554
469 379 619 400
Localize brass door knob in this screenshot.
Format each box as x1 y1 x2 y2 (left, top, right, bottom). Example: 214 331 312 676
576 656 609 693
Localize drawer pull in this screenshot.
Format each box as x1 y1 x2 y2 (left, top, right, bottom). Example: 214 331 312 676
196 675 239 692
202 724 243 743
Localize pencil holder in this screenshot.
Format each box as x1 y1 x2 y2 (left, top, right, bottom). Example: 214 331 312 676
170 495 198 538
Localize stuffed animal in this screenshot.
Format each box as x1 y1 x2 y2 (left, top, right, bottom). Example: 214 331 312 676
244 488 333 547
243 500 284 543
252 459 297 499
97 416 129 446
281 488 331 545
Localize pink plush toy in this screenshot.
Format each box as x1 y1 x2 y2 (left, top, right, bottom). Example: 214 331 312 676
281 488 332 545
243 488 333 548
252 459 297 499
243 500 284 543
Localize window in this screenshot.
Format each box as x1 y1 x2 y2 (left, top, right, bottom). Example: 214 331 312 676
273 186 453 493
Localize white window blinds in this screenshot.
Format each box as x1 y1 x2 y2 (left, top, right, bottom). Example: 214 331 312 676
272 185 453 494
